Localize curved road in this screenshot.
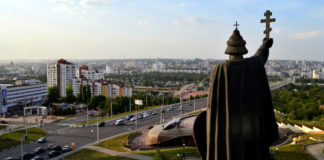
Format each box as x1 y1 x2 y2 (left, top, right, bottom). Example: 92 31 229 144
305 142 324 160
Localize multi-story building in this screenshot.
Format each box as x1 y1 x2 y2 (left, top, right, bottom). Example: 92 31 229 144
0 80 48 113
79 65 104 81
47 59 76 97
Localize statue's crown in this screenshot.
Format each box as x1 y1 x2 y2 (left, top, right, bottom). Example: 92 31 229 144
225 28 248 55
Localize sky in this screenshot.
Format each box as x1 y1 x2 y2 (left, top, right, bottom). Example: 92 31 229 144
0 0 323 61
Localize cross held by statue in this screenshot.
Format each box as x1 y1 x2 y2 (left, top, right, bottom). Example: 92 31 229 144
260 10 276 39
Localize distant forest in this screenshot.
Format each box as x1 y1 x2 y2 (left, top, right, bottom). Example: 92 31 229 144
272 83 324 121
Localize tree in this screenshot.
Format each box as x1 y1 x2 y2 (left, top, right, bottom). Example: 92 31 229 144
89 96 106 110
66 83 75 103
48 86 59 103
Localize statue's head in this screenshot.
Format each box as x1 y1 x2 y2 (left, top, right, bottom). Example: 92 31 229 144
225 28 248 56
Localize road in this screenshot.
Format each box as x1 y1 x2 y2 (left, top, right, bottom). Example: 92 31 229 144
305 142 324 160
0 98 207 160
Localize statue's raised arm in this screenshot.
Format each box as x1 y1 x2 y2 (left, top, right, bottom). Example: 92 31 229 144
254 38 273 64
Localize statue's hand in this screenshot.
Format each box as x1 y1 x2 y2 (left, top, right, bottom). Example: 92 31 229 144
262 38 273 48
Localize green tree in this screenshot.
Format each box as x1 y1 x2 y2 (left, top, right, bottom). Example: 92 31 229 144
66 83 75 103
89 96 106 110
48 86 59 103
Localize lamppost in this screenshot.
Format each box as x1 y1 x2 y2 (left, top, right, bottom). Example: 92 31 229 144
97 119 99 145
177 153 180 160
182 140 186 158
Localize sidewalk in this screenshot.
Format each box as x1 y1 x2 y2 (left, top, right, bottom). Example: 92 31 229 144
86 145 152 160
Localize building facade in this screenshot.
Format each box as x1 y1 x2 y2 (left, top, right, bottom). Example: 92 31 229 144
47 59 76 97
0 82 48 113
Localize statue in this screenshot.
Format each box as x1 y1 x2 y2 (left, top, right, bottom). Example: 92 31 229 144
193 11 279 160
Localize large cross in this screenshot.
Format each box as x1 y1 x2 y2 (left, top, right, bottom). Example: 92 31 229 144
260 10 276 39
234 21 239 30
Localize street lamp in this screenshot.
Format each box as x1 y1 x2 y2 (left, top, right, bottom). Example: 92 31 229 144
182 140 186 158
177 153 180 160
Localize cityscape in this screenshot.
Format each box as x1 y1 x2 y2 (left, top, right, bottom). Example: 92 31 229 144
0 0 324 160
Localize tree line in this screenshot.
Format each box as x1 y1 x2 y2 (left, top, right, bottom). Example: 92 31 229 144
272 83 324 121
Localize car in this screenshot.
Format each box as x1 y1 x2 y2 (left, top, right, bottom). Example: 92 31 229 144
143 113 150 118
62 145 72 152
125 115 134 120
0 120 8 124
23 152 34 159
50 145 62 151
48 150 60 158
137 114 143 119
161 110 166 113
4 157 19 160
13 114 19 118
47 143 55 150
178 107 183 111
167 107 173 111
114 119 124 125
33 147 46 154
37 137 46 143
98 122 105 127
151 111 157 115
31 156 44 160
130 117 136 121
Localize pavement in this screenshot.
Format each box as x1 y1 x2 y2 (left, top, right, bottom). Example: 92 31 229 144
0 98 207 160
85 145 152 160
305 142 324 160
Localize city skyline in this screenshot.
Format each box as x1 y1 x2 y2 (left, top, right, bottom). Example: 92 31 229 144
0 0 324 61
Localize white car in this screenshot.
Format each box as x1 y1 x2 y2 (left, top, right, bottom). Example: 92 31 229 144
130 117 136 121
114 119 124 125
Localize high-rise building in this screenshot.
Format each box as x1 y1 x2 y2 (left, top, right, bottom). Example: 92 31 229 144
79 65 104 81
47 59 76 97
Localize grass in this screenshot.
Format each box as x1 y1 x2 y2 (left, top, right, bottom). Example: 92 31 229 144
75 105 164 125
269 133 324 160
59 148 135 160
0 127 46 152
134 147 200 160
96 132 135 152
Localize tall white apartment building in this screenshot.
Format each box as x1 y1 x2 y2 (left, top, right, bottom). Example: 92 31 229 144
47 59 76 97
79 65 104 81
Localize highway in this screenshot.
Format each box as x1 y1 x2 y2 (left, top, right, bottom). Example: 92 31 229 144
0 98 207 160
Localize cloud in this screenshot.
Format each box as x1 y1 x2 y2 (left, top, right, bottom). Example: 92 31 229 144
80 0 115 8
137 19 149 26
49 0 75 3
291 31 320 39
273 28 282 35
53 4 76 15
173 16 213 25
178 2 196 7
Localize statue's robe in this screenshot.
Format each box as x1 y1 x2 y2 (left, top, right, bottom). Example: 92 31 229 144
193 55 279 160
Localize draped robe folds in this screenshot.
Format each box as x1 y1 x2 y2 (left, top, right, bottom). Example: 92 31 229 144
193 55 279 160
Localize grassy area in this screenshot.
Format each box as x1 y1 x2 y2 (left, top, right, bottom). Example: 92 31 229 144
134 147 200 160
75 105 163 125
96 132 135 152
269 133 324 160
0 127 46 152
59 148 135 160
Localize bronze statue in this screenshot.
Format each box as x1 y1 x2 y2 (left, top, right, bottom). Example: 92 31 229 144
193 11 279 160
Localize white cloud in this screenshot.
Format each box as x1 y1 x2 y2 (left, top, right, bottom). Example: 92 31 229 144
137 19 149 26
185 16 196 24
49 0 75 3
53 4 76 15
178 2 196 7
80 0 115 8
273 28 282 35
291 30 320 39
